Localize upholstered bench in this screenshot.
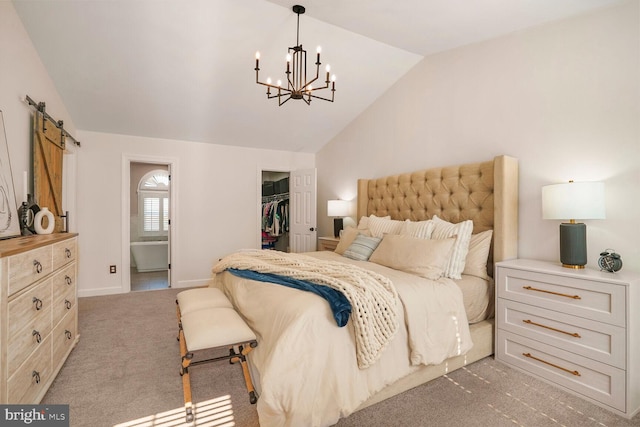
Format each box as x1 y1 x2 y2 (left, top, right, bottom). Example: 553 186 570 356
176 288 258 423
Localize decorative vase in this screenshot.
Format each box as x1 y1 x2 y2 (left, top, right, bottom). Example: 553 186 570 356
34 207 55 234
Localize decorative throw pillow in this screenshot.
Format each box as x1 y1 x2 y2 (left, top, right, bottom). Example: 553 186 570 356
342 234 382 261
357 215 390 231
400 219 434 239
367 215 404 238
369 234 456 280
430 215 474 279
334 227 371 255
462 230 493 279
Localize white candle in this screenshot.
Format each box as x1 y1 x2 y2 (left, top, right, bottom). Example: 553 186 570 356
23 170 28 204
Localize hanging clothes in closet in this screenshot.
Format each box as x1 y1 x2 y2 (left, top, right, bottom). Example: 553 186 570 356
261 195 289 249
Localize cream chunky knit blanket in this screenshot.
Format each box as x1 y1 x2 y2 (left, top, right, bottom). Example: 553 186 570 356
212 250 399 369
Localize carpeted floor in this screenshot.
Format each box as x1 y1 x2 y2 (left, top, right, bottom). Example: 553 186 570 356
43 287 640 426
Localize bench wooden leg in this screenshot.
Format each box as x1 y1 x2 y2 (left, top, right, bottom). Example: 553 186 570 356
179 327 195 423
230 344 258 404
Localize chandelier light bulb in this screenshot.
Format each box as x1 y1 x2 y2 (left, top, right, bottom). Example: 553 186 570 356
277 80 282 87
316 46 322 53
267 77 272 84
286 54 292 62
331 74 336 82
255 51 260 59
325 64 330 72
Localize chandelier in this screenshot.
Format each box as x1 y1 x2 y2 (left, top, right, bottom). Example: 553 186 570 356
254 5 336 106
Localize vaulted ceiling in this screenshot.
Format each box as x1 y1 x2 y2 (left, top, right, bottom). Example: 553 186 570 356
12 0 621 153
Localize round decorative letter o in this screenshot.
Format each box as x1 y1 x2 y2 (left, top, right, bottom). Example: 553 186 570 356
34 207 55 234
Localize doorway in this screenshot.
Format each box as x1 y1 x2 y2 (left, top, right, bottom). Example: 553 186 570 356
122 154 177 293
261 171 290 252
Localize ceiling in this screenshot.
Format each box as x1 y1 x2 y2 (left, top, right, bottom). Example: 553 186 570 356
13 0 622 153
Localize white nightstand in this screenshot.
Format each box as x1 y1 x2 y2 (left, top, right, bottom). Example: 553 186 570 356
317 236 339 251
495 259 640 418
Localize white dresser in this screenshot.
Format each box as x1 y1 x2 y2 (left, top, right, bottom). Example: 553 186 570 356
495 259 640 418
0 233 79 404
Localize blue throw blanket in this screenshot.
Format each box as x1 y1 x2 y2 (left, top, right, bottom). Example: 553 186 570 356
228 268 352 327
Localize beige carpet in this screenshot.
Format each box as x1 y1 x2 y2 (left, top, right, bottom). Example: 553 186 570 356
43 287 640 426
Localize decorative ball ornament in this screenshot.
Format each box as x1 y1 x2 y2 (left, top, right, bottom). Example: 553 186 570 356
598 249 622 273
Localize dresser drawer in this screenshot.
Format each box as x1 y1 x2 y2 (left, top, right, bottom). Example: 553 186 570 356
52 263 76 306
8 279 52 339
52 310 77 368
52 282 76 327
8 245 52 296
7 335 52 404
497 299 625 368
52 238 77 270
497 267 626 326
498 331 625 412
7 306 52 374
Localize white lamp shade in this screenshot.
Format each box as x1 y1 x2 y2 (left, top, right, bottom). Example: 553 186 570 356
327 200 351 217
542 181 606 220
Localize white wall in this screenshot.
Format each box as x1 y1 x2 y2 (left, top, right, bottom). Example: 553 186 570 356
317 1 640 272
0 2 77 221
76 130 314 296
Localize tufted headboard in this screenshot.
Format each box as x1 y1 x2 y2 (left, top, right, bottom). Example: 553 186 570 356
356 155 518 274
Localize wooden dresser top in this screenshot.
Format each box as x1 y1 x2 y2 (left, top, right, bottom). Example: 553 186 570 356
0 233 78 258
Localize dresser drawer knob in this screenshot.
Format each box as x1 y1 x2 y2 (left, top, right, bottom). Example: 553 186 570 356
522 319 581 338
32 370 41 384
65 330 72 340
65 299 72 310
523 285 581 300
65 248 72 258
65 275 72 285
522 352 581 376
32 330 42 343
33 260 43 274
32 297 43 310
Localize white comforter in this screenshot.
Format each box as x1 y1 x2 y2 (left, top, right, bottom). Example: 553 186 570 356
213 251 473 427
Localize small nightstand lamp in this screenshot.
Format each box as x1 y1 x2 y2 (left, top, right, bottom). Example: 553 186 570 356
542 181 605 269
327 200 350 238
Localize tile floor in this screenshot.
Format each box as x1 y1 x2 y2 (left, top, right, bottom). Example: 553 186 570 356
130 268 169 291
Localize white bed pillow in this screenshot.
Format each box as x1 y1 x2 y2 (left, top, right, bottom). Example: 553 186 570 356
357 215 389 232
399 219 434 239
430 215 474 279
369 234 455 280
462 230 493 279
367 215 404 238
334 227 371 255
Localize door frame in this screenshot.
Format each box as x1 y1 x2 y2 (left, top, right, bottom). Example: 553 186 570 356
121 154 179 292
257 167 291 250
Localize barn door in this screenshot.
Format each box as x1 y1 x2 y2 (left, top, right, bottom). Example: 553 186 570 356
33 111 65 233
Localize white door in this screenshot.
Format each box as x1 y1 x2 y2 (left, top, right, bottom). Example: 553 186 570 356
289 168 317 252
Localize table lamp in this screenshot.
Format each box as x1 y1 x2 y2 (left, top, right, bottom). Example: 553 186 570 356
542 181 605 268
327 200 351 238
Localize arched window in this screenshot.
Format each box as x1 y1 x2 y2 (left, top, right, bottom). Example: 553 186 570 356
138 170 169 235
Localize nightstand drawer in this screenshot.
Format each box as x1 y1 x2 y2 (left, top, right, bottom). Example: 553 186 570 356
497 267 625 326
497 299 625 368
498 331 625 412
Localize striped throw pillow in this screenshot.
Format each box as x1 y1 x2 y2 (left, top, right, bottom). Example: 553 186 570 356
431 215 474 279
342 235 382 261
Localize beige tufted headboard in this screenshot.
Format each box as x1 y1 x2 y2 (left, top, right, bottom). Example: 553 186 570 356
357 155 518 274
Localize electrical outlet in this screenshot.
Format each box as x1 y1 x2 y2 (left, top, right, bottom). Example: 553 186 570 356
109 265 116 274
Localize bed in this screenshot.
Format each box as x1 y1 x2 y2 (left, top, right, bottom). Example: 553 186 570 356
212 155 519 426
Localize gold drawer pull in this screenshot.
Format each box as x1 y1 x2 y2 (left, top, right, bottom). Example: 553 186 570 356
523 319 581 338
523 285 581 300
523 352 581 376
